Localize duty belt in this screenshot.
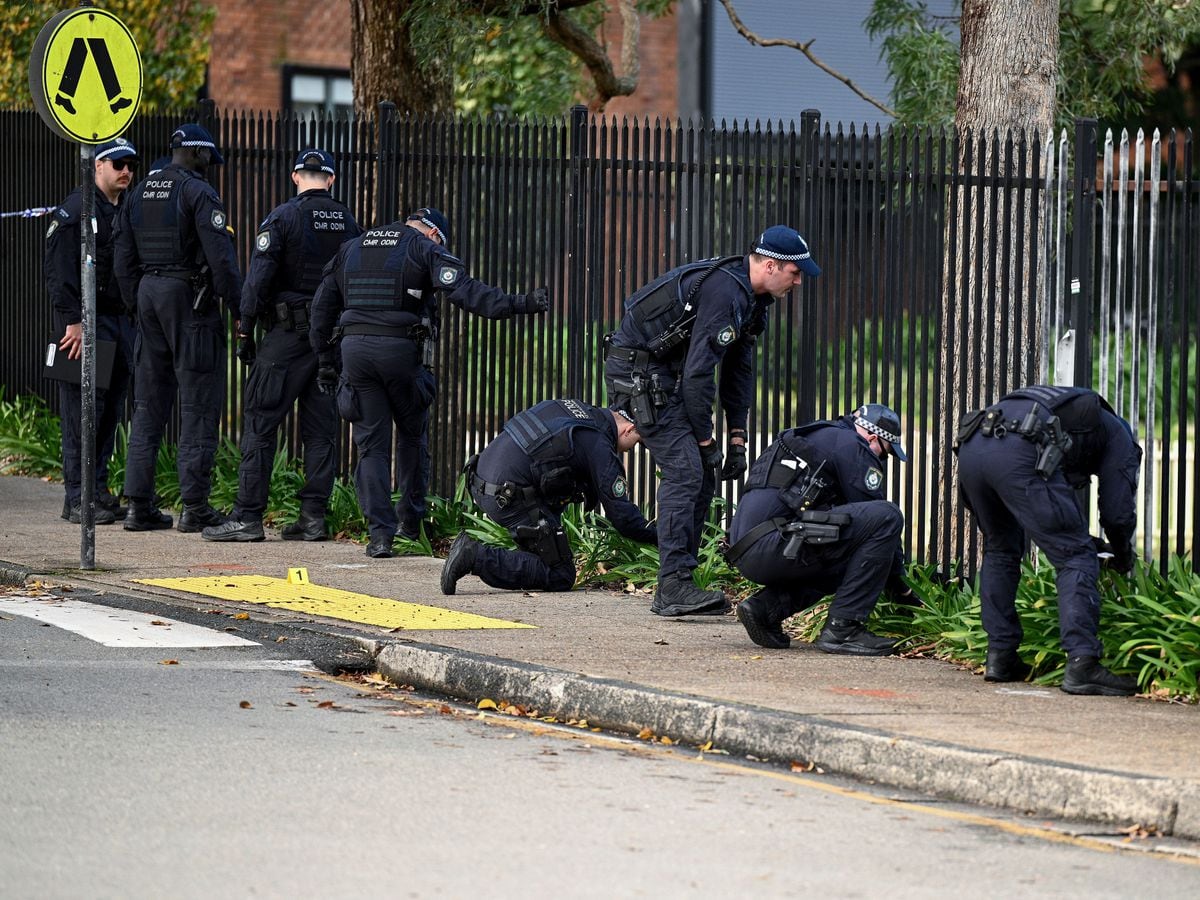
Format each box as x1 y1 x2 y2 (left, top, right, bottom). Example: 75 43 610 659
468 471 539 510
146 267 199 281
604 344 653 367
337 323 426 339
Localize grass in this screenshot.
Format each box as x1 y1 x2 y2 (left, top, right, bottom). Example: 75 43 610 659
3 389 1197 702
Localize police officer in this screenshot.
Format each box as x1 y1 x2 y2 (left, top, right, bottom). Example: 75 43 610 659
605 225 820 617
113 123 242 532
726 404 909 654
310 207 549 558
440 400 656 594
202 149 362 543
955 385 1142 696
44 137 139 525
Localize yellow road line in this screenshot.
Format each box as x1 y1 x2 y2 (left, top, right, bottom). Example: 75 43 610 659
137 575 534 631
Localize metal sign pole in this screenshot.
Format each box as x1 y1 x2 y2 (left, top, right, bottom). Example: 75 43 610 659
79 142 96 570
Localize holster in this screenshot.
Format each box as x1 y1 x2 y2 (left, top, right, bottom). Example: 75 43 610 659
781 510 851 560
513 518 571 566
954 408 987 452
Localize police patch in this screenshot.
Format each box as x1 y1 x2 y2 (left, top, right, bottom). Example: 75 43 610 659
45 220 59 239
211 210 226 230
256 230 271 252
717 325 737 346
438 266 458 286
612 477 628 498
864 467 883 491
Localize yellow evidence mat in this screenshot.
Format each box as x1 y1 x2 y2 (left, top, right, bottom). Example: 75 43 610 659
136 575 535 631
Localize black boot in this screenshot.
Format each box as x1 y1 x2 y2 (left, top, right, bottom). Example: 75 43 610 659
202 518 265 542
97 491 127 520
397 519 422 542
67 502 116 525
650 572 730 617
814 617 896 656
124 499 173 531
365 536 394 559
984 648 1032 682
177 502 229 533
1061 655 1138 696
735 589 792 649
440 534 479 595
281 512 326 542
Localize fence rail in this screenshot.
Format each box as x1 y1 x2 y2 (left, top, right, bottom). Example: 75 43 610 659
2 105 1196 569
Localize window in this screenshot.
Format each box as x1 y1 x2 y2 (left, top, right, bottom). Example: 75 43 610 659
285 67 353 118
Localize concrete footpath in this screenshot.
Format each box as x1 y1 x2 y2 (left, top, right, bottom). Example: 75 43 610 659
2 474 1197 838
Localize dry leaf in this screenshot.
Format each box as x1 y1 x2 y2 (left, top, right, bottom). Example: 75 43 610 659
477 698 499 710
660 736 674 745
150 620 168 626
637 727 654 740
239 701 253 709
654 638 669 646
750 655 763 660
438 704 452 715
316 700 335 709
159 659 179 666
274 636 287 643
233 613 250 620
296 687 315 694
698 741 714 752
284 702 297 707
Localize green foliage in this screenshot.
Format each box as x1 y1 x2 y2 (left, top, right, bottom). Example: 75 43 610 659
0 1 215 112
865 0 1200 130
0 391 61 476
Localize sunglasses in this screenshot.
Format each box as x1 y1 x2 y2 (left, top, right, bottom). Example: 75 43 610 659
108 159 137 171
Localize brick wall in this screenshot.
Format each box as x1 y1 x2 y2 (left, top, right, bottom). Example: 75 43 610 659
599 11 680 121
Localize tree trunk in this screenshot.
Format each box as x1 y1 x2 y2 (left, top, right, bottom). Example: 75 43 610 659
350 0 454 117
937 0 1059 567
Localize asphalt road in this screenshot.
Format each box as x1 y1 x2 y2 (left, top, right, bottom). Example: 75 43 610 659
2 586 1197 898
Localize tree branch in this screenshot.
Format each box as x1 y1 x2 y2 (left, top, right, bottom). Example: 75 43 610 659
542 0 641 110
718 0 897 118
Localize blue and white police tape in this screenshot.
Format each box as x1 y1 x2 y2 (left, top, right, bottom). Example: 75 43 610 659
0 206 57 218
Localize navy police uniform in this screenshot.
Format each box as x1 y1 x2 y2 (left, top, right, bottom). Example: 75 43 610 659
310 211 546 553
727 414 906 647
459 400 656 591
956 385 1141 660
43 139 137 519
113 125 241 519
224 153 361 529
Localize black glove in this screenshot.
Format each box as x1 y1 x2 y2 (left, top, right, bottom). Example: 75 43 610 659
1109 542 1136 575
520 287 549 314
699 440 723 472
719 442 748 481
236 332 256 366
317 365 337 396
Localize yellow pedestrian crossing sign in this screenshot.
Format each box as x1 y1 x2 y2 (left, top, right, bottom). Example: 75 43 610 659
29 6 142 143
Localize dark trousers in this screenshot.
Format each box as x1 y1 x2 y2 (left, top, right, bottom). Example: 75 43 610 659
733 500 904 621
638 399 716 578
469 486 575 592
59 313 134 506
124 276 225 504
957 431 1102 657
340 335 436 543
233 327 336 521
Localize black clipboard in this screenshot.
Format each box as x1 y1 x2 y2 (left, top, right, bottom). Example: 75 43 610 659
43 337 117 390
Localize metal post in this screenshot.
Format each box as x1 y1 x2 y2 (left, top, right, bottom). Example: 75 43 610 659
79 142 96 570
1070 117 1097 388
566 104 589 398
797 108 821 424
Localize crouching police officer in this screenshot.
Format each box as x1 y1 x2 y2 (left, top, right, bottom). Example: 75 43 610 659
113 123 241 532
203 149 362 543
726 404 909 655
310 207 549 558
440 399 655 594
44 137 138 525
605 226 820 617
955 385 1142 696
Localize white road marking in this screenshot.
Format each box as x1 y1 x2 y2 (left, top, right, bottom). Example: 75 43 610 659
0 597 259 648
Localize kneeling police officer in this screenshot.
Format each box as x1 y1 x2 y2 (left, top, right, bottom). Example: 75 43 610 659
441 399 656 595
955 385 1142 696
726 404 910 655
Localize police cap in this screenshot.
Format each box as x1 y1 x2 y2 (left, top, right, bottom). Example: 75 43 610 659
294 148 335 175
853 403 907 461
753 225 821 277
169 123 225 165
406 207 450 247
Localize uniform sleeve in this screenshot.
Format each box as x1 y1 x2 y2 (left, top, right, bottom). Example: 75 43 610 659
679 283 744 441
718 335 756 432
112 201 140 311
833 432 890 504
427 244 525 319
309 248 347 362
44 203 81 324
188 181 242 302
574 429 656 544
240 208 288 322
1096 412 1142 554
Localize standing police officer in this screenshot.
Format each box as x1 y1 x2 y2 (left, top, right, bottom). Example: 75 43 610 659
440 399 656 594
44 137 138 525
726 404 909 654
113 123 242 532
605 226 820 617
202 149 362 543
310 207 549 558
956 385 1142 696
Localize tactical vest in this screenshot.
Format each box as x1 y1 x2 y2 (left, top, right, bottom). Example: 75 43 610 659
1002 385 1112 434
744 425 842 507
132 167 190 267
503 399 610 505
621 256 747 357
281 193 353 301
343 227 427 315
